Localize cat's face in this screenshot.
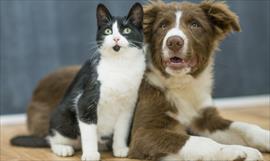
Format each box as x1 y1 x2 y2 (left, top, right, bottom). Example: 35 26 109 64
96 3 143 54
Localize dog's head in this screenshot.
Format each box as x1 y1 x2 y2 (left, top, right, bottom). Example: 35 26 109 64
144 0 240 77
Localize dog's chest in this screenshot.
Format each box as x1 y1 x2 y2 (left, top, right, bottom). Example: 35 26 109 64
165 81 212 126
166 70 214 126
147 65 213 127
96 53 145 136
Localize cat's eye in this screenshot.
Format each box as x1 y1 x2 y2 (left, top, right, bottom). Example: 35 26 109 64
123 27 131 34
104 28 112 35
190 20 201 29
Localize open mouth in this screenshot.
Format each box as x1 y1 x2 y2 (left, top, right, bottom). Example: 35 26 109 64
170 57 184 63
165 56 188 69
113 45 121 52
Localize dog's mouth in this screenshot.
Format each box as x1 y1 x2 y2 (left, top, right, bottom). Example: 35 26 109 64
113 45 121 52
164 56 197 70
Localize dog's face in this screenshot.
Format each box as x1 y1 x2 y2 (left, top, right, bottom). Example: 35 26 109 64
144 1 240 77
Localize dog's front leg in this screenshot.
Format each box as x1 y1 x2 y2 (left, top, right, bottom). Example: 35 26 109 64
191 107 270 152
163 135 263 161
129 127 263 161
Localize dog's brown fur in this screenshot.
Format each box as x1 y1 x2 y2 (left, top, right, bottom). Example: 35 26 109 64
27 66 80 137
191 107 232 133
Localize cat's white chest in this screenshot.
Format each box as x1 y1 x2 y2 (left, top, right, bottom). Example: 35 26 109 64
96 48 145 137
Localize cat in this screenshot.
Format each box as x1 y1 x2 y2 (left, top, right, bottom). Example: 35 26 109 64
11 3 145 161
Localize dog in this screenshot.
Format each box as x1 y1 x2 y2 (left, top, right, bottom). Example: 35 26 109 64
127 1 269 161
22 1 269 161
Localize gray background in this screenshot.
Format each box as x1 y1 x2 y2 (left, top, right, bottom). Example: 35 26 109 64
0 0 269 115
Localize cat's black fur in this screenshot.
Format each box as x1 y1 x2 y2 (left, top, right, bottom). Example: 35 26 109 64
11 3 144 149
49 53 100 139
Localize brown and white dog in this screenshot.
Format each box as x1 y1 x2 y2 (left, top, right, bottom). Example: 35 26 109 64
23 0 269 161
128 1 269 161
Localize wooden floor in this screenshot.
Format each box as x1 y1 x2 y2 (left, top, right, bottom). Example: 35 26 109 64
1 107 270 161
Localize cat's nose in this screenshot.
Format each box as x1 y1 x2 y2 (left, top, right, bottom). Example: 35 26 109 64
113 37 120 43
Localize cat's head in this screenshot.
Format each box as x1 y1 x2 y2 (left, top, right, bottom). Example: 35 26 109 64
96 3 144 54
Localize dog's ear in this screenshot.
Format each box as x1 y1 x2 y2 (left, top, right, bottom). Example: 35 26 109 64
200 1 241 38
143 0 165 43
127 3 144 28
96 4 112 29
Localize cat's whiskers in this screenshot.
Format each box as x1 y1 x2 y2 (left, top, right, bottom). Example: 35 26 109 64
129 41 144 49
130 40 144 44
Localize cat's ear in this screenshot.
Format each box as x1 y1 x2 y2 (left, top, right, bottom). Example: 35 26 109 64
96 4 112 28
127 3 143 28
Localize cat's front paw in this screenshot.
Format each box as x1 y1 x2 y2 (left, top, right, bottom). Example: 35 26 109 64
51 144 74 157
113 146 129 158
81 151 100 161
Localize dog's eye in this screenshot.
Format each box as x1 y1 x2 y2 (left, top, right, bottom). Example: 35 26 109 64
160 22 168 30
104 28 112 35
190 21 201 29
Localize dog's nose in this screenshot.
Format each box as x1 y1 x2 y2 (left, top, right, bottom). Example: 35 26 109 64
166 36 184 53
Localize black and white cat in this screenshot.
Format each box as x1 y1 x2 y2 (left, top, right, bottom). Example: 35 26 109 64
11 3 145 161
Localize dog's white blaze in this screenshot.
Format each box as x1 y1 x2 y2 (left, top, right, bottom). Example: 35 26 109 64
175 11 181 30
162 11 188 57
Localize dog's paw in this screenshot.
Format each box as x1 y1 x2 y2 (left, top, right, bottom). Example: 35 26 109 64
113 146 129 158
51 144 74 157
219 145 263 161
250 128 270 152
232 122 270 152
243 146 263 161
81 151 100 161
218 146 247 160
